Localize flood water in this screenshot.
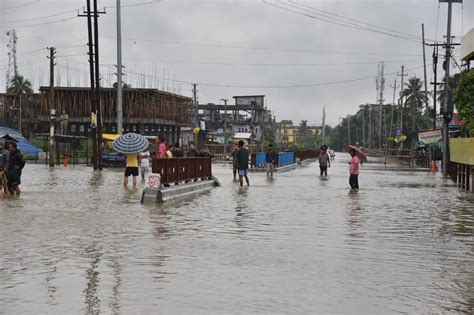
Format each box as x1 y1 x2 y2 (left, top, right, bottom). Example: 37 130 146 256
1 156 473 314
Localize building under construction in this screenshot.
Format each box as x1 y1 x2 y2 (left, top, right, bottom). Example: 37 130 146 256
0 87 193 144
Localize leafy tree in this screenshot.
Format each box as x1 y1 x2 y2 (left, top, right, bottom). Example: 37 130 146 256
453 70 474 135
7 74 32 94
401 77 429 148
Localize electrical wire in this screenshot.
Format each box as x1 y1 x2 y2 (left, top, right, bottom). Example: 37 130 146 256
262 0 422 44
125 65 428 89
288 0 421 41
0 1 39 11
102 36 422 57
100 55 420 67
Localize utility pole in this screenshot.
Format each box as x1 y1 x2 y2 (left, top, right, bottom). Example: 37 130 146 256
431 45 439 130
376 62 385 149
116 0 123 135
347 115 351 145
48 47 56 167
368 104 372 149
93 0 104 171
192 83 198 148
322 105 326 145
397 65 408 147
390 79 399 143
362 108 365 148
80 0 105 170
422 24 430 122
442 0 454 179
221 98 228 153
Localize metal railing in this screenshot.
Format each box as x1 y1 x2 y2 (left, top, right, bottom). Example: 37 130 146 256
152 157 212 185
295 150 319 161
277 151 295 167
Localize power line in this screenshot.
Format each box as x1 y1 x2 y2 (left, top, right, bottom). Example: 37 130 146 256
0 1 161 29
0 1 39 11
288 0 422 41
262 0 422 44
102 36 422 57
0 16 78 29
100 55 421 67
126 65 427 89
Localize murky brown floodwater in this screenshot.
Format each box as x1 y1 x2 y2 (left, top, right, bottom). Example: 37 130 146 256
1 156 473 314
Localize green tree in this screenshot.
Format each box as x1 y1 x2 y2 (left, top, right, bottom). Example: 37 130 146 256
297 120 311 137
437 73 462 110
401 77 429 148
7 74 33 94
453 70 474 135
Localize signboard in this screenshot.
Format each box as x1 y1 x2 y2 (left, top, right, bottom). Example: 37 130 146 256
395 127 401 136
439 0 462 3
450 138 474 165
418 129 442 144
146 173 161 189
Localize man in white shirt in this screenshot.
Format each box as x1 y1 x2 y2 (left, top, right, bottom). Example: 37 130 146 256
140 150 151 181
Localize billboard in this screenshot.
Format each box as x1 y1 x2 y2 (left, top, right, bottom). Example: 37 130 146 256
418 129 442 144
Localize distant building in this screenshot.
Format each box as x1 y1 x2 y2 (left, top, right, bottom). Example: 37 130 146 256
277 120 322 144
198 95 275 145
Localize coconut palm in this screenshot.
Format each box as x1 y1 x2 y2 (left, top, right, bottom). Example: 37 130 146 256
401 77 428 113
437 72 462 110
401 77 429 149
7 74 33 94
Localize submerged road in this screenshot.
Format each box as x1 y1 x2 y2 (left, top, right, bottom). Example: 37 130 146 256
0 156 473 314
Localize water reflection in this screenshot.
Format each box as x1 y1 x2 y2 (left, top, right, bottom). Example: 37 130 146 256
83 243 102 315
1 163 473 314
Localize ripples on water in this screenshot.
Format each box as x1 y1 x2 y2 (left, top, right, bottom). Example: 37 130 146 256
0 158 473 314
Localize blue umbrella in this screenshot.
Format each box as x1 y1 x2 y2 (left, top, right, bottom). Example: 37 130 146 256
112 133 149 154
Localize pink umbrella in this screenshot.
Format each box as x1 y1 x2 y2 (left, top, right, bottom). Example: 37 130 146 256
346 145 368 163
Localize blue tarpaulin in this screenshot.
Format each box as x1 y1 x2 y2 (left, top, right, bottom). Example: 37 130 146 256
0 126 42 157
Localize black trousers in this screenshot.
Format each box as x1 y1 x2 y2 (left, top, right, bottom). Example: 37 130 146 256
349 174 359 189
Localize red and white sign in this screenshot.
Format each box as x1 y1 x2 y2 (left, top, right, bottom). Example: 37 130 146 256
146 173 161 189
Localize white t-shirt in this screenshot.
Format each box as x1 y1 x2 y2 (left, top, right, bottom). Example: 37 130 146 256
140 151 150 167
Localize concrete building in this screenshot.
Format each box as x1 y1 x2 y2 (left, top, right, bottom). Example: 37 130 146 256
198 95 275 145
277 120 322 145
0 87 193 144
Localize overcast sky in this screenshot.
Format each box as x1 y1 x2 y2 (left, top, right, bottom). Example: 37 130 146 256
1 0 473 125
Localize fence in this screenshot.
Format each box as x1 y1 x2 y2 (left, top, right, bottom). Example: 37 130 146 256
151 157 212 185
295 150 319 161
277 151 295 167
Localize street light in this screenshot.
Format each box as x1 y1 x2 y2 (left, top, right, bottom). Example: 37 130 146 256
220 98 228 153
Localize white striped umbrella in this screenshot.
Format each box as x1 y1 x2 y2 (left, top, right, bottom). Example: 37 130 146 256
112 133 149 154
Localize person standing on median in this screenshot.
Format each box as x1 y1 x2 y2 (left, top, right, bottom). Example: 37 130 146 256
348 149 360 189
139 149 151 181
318 148 331 176
266 144 276 177
235 140 249 186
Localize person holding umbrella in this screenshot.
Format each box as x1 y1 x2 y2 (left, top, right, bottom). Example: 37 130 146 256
112 133 149 188
348 149 360 190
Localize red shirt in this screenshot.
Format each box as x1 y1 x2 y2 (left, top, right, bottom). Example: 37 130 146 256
156 143 167 158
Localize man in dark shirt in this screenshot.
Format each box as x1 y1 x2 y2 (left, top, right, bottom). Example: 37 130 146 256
187 143 198 157
172 142 184 158
235 140 249 186
6 142 25 196
266 144 277 177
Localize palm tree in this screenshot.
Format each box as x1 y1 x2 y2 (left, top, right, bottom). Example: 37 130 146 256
7 74 33 94
297 120 311 137
437 72 462 110
401 77 428 150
